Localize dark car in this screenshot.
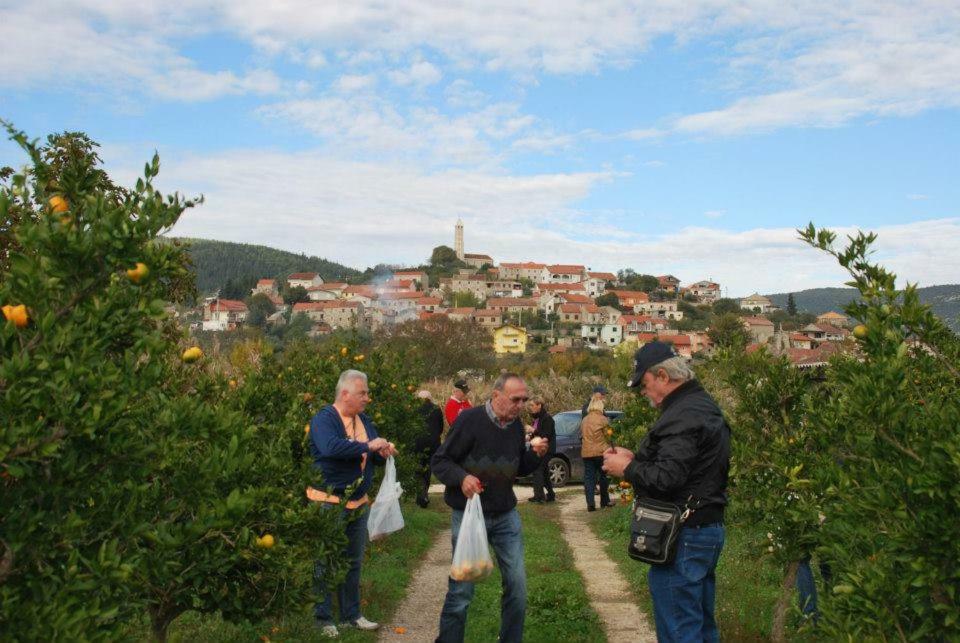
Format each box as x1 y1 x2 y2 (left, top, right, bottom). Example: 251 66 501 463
543 410 624 487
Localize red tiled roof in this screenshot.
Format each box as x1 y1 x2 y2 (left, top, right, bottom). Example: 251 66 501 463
583 304 601 314
343 285 376 296
660 334 692 345
293 301 361 312
588 272 617 281
447 307 476 315
208 298 248 312
288 272 318 280
380 291 422 300
416 297 442 305
548 264 586 274
609 290 650 302
790 333 811 342
742 316 774 326
558 303 582 314
257 278 275 285
634 332 659 343
472 309 502 317
548 345 568 353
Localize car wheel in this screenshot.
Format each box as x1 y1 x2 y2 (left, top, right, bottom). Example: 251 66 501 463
548 457 570 487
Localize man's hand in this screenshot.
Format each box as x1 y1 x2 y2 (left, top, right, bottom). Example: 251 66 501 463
461 475 483 498
602 446 635 478
530 437 548 457
367 437 388 453
381 442 398 457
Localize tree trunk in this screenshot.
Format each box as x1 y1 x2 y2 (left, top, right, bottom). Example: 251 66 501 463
149 605 179 643
772 560 800 643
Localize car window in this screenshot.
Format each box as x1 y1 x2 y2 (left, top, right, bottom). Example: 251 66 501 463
553 413 581 437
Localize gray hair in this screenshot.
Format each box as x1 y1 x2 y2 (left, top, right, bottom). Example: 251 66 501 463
492 372 523 391
650 356 695 383
416 389 432 401
336 369 368 397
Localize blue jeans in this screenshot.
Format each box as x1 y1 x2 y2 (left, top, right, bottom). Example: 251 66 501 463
314 504 369 625
796 555 832 619
437 508 526 643
647 525 725 643
582 456 610 508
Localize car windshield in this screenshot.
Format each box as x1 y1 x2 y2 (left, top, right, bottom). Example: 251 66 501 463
554 413 581 437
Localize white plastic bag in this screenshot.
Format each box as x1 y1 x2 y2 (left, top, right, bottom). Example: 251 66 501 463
368 456 404 540
450 494 494 582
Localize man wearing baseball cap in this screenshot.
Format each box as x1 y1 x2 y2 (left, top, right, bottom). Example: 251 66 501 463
444 379 472 428
603 341 731 643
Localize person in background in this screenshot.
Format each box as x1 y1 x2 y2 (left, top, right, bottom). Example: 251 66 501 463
527 396 556 503
581 384 608 416
414 390 444 508
444 379 472 427
431 373 548 643
580 393 615 511
308 369 397 638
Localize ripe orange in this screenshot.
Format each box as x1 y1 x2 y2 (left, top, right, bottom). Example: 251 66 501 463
394 627 407 634
340 346 348 356
256 534 275 548
126 262 149 284
229 379 237 389
48 195 69 213
303 392 315 402
181 346 203 363
853 324 868 339
2 304 29 328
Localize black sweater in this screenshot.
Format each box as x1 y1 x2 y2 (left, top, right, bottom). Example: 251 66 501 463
431 405 542 514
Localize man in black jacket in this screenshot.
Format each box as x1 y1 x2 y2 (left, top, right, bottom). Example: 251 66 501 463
603 341 731 643
414 390 444 508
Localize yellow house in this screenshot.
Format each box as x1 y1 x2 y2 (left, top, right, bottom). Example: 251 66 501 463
493 324 528 354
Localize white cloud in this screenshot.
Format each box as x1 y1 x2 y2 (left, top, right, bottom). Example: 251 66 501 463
445 79 487 108
388 60 442 87
333 74 378 93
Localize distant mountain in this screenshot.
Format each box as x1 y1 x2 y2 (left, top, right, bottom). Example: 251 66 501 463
178 238 362 294
766 285 960 332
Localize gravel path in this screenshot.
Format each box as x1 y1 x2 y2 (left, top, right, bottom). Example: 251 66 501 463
377 485 655 642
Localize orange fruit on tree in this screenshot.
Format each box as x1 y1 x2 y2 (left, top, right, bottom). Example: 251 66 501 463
48 195 69 213
2 304 29 328
181 346 203 363
853 324 868 339
126 262 149 284
340 346 348 356
256 534 275 548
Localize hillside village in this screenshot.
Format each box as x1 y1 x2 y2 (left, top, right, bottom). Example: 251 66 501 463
191 220 857 368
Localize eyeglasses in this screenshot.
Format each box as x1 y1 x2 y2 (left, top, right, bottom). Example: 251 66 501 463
509 396 530 403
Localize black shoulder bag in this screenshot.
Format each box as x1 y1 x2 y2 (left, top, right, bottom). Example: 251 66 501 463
626 496 696 565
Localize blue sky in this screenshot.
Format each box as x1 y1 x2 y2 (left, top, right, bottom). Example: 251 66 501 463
2 1 959 295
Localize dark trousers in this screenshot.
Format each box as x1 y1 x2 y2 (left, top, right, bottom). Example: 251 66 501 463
531 456 554 500
314 505 369 625
416 456 432 505
582 456 610 509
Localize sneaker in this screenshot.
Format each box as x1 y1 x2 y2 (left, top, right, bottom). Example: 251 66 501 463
341 616 379 631
416 497 429 508
528 497 544 503
317 623 339 638
587 506 596 512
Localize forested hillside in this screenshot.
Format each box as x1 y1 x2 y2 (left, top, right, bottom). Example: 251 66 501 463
178 238 362 294
767 285 960 331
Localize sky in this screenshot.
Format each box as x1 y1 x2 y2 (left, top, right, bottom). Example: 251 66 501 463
1 1 959 296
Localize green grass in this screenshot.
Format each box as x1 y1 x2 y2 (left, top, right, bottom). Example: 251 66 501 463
463 501 606 642
589 502 789 642
156 498 449 642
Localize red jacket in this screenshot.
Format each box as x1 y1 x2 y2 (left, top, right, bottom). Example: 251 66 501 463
444 396 472 427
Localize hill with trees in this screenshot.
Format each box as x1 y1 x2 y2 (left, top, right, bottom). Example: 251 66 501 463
767 284 960 331
178 238 362 294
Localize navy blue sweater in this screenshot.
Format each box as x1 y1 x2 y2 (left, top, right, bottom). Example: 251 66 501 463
431 405 542 514
309 405 385 501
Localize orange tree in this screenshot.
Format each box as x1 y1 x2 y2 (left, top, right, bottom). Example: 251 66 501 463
701 225 959 640
0 124 344 641
797 225 960 639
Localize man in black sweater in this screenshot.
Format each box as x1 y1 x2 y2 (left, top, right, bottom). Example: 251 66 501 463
603 341 731 643
430 373 548 643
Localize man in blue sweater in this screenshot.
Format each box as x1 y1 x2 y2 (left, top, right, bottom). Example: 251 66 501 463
431 372 549 643
308 369 397 638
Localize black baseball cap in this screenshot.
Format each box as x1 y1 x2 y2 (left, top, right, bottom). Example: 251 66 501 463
454 379 469 392
627 341 678 388
592 385 608 395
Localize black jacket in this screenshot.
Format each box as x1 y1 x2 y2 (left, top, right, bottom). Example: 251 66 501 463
624 380 731 527
414 401 444 461
531 410 556 456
